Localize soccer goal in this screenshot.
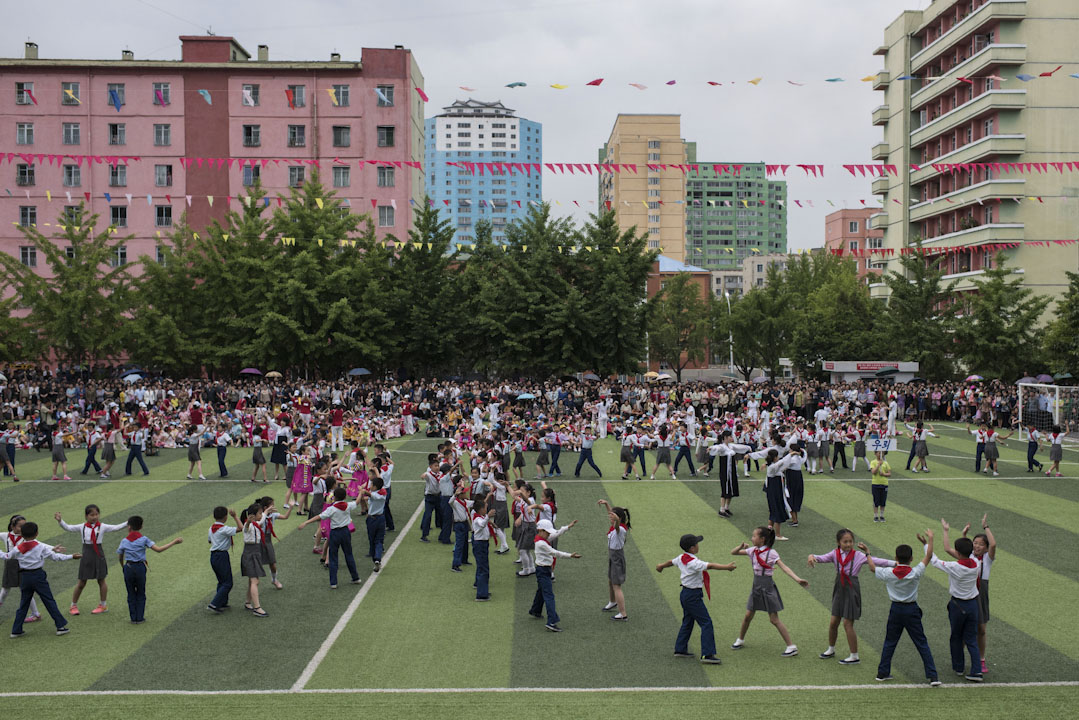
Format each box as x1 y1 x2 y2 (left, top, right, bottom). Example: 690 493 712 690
1018 383 1079 433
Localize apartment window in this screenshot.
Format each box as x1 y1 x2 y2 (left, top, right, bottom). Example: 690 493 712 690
377 166 395 187
648 177 660 185
983 118 993 136
108 123 126 145
648 189 660 198
20 246 36 267
242 164 260 187
332 84 350 107
242 83 260 106
332 125 351 147
153 124 171 146
458 132 471 138
647 140 661 149
112 245 127 267
63 206 78 223
377 126 395 147
984 205 994 224
868 237 883 249
287 84 306 107
16 164 34 186
848 220 859 233
288 125 306 147
16 122 33 145
64 246 76 262
288 166 305 187
243 124 261 147
19 206 36 227
378 206 395 227
111 206 127 227
109 165 127 187
849 241 858 251
647 201 660 209
62 122 80 145
648 228 659 237
332 166 350 188
155 205 172 227
376 84 395 106
15 82 34 105
648 239 660 249
648 214 660 223
61 81 80 105
106 83 125 106
984 77 995 92
648 153 661 162
156 245 167 265
63 165 81 187
152 82 171 105
155 164 172 187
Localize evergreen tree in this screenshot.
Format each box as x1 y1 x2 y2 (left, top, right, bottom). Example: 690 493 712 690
1042 270 1079 375
881 245 958 380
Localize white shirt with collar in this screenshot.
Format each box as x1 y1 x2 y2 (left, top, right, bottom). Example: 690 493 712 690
534 536 573 567
673 552 708 589
873 562 926 603
12 540 74 569
929 548 980 600
59 519 128 546
318 500 358 530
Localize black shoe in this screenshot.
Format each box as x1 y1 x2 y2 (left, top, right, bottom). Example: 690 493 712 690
461 561 472 566
545 623 562 633
529 611 543 619
451 567 462 573
420 537 430 543
701 655 722 665
965 674 984 683
876 674 893 682
673 651 695 658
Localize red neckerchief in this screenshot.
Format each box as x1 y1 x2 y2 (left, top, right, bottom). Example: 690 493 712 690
836 547 856 587
375 488 387 497
16 539 38 554
86 521 103 557
472 512 494 542
608 524 627 540
957 557 977 569
264 515 278 540
753 547 774 572
332 501 349 511
125 531 143 543
681 553 710 599
535 536 550 547
210 522 234 547
892 564 914 579
248 522 264 546
973 553 985 590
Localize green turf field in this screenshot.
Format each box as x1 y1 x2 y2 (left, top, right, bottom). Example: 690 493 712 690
1 423 1077 717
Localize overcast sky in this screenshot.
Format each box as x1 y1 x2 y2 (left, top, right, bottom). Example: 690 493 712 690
3 0 932 250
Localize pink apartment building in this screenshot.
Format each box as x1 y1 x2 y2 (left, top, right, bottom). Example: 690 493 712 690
824 208 886 283
0 36 425 275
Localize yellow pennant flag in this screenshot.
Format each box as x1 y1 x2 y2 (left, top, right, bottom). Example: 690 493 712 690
861 74 879 82
317 238 323 247
340 239 347 247
748 77 763 85
222 234 229 241
614 247 621 253
500 245 507 252
46 190 52 201
155 230 161 237
642 200 648 208
427 243 432 251
58 224 66 231
315 198 324 209
457 243 463 252
64 89 81 104
585 246 593 252
207 196 214 207
327 88 338 106
550 84 568 89
558 246 563 253
193 233 200 240
522 245 528 253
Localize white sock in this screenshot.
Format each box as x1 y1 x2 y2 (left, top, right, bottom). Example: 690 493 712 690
272 572 278 582
847 652 859 660
732 638 744 646
604 601 618 609
826 645 835 654
495 528 507 550
526 551 536 574
0 587 8 604
785 645 798 652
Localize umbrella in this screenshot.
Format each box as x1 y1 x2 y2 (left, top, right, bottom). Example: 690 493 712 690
752 376 770 384
120 368 144 378
908 377 927 384
122 374 142 383
965 374 984 382
643 371 659 379
1036 374 1054 383
348 368 372 376
265 371 283 378
1054 372 1073 380
239 368 262 376
582 372 600 381
517 392 536 400
656 373 673 381
1016 376 1036 385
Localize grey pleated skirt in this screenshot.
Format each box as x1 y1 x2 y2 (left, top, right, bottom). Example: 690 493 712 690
984 442 999 461
656 447 671 464
188 444 201 463
608 547 626 585
620 445 632 463
493 501 510 530
260 537 276 565
1050 445 1062 462
977 579 990 623
2 558 20 589
52 445 67 462
830 573 862 620
854 440 866 458
102 443 116 463
78 543 109 580
240 543 265 577
252 446 266 465
915 440 929 458
806 441 819 458
516 521 536 550
536 450 549 466
747 573 784 612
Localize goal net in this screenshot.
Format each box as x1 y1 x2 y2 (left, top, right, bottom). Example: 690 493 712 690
1018 383 1079 434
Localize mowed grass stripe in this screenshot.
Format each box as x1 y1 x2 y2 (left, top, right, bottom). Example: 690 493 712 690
811 480 1079 663
1 483 273 691
919 476 1079 534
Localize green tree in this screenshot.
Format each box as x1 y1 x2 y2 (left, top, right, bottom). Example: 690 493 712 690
712 293 759 380
0 204 132 365
881 245 958 380
1043 270 1079 374
953 255 1050 380
732 278 795 381
647 272 710 382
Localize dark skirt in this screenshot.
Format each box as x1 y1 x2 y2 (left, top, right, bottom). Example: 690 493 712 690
747 573 784 612
260 537 277 565
656 447 671 465
187 444 201 463
513 451 525 468
785 469 804 513
764 476 789 524
620 445 633 463
1050 445 1063 462
608 547 627 585
516 521 536 550
493 501 510 530
914 440 928 458
977 579 990 623
78 543 108 580
52 445 67 463
854 440 866 458
309 492 326 519
536 450 549 466
252 446 266 465
984 442 999 461
102 443 116 463
805 441 819 458
820 441 831 459
240 543 265 577
270 440 288 465
830 573 862 620
2 558 19 589
719 463 739 499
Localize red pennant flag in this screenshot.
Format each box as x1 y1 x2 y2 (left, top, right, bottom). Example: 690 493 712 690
586 78 604 86
1040 65 1063 77
707 81 721 86
285 88 295 109
84 192 90 202
415 87 429 102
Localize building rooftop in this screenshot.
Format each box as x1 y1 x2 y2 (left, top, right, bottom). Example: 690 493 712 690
436 98 516 117
657 255 708 273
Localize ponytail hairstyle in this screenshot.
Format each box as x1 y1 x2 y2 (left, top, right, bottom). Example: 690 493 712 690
612 506 631 529
7 514 25 533
765 448 779 465
543 487 557 514
756 525 776 548
835 528 854 547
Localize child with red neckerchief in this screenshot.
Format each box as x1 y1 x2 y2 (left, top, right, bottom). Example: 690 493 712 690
655 533 736 665
115 515 182 625
731 526 808 657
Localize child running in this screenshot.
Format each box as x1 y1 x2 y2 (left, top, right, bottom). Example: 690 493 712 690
598 499 631 621
55 505 128 616
731 526 809 657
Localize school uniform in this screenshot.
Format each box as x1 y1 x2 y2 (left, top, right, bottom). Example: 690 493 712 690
82 430 103 474
51 430 67 463
754 452 794 524
1024 429 1043 471
871 561 938 681
319 500 360 585
1048 432 1064 464
215 432 230 477
831 429 848 468
654 433 672 466
672 430 695 476
574 434 602 477
208 521 237 609
187 432 202 463
437 469 456 545
783 449 806 514
309 476 327 519
672 552 716 657
260 512 282 565
607 524 627 585
969 429 988 472
450 493 473 569
380 462 395 532
619 432 634 465
529 536 574 625
712 442 750 500
515 500 537 553
116 532 155 623
251 432 266 466
983 431 1002 464
59 519 127 581
366 490 388 564
471 512 492 599
270 425 289 467
9 539 73 635
420 468 442 540
125 428 149 475
747 546 784 613
975 553 992 623
240 523 266 579
810 548 894 620
547 431 564 476
929 550 982 676
1 428 15 477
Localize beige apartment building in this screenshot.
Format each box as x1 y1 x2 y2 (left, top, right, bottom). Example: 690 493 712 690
870 0 1079 307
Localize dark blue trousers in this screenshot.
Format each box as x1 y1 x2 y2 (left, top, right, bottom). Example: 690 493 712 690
328 526 359 585
974 442 985 472
384 487 394 531
82 447 102 474
947 597 982 674
126 447 149 475
217 446 228 476
530 566 559 624
675 586 715 656
673 447 695 475
905 442 917 470
420 494 440 538
11 568 67 634
473 539 490 598
453 521 470 567
877 601 937 679
549 445 562 475
438 497 453 543
366 514 386 562
3 443 14 475
1027 441 1043 470
123 562 147 622
574 448 601 477
631 447 647 475
209 550 233 609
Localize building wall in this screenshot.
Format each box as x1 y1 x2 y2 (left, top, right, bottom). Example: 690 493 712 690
742 253 790 290
0 38 424 278
871 0 1079 307
824 208 886 282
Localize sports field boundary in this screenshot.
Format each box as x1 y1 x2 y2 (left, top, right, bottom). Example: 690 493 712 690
290 500 425 691
1 680 1076 697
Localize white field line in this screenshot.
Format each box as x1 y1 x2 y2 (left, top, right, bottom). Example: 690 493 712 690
0 681 1076 698
290 500 425 691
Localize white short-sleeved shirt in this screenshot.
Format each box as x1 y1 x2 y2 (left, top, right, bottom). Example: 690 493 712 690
674 552 708 588
608 525 627 550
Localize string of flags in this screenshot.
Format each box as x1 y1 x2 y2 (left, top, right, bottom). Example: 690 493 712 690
830 239 1079 258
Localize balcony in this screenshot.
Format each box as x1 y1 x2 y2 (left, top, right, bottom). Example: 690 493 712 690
910 179 1026 222
910 134 1025 184
910 90 1026 148
872 105 890 126
920 222 1025 248
912 44 1027 108
872 176 890 195
872 71 890 90
911 1 1028 74
869 212 887 230
872 142 889 160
